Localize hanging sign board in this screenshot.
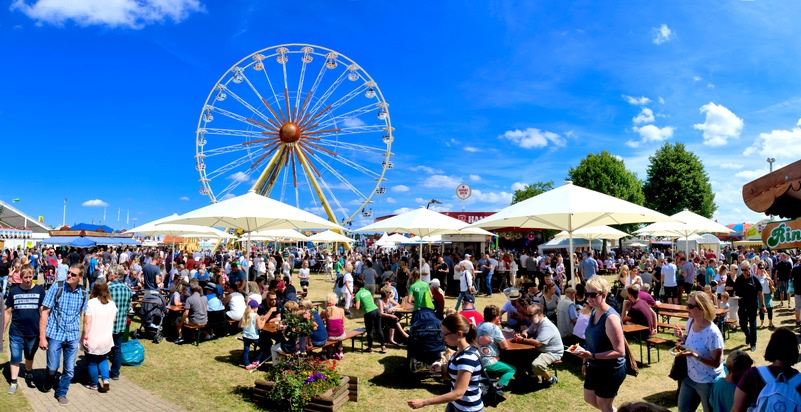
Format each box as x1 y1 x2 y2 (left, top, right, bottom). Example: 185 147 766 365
456 184 471 200
762 219 801 249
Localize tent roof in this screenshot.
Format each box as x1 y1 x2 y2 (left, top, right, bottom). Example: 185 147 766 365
0 200 50 234
71 223 116 233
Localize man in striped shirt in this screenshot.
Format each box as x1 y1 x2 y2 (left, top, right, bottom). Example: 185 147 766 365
107 265 132 381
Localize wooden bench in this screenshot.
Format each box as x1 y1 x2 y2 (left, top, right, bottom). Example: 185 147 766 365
183 324 205 346
316 329 367 353
657 322 678 331
660 312 689 323
550 359 562 378
645 337 670 364
724 318 737 340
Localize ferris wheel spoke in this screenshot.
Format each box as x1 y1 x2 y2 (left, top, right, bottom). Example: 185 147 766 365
210 106 269 130
203 143 257 157
307 151 370 199
306 69 349 121
295 52 311 121
298 59 329 122
315 124 387 138
315 139 387 155
325 84 368 117
203 128 265 139
256 62 281 115
206 148 266 180
219 84 275 125
315 104 378 129
216 163 261 198
317 172 357 222
313 148 380 179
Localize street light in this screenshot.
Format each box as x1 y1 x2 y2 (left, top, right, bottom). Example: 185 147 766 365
426 199 443 209
767 157 776 172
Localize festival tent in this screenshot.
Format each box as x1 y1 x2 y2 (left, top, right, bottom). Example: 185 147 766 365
676 234 722 256
307 230 354 243
538 237 593 255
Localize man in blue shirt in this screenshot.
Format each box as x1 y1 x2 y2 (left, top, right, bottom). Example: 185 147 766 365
39 263 88 406
579 251 598 282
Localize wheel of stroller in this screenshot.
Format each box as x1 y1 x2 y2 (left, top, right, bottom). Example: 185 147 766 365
131 330 139 339
154 333 163 344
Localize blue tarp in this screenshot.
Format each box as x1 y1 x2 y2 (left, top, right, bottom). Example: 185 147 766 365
42 236 140 247
71 223 116 233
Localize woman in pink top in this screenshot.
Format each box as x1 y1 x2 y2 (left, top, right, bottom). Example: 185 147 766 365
321 292 346 359
82 281 118 393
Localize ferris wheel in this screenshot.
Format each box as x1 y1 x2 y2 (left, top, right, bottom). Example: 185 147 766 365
195 44 394 226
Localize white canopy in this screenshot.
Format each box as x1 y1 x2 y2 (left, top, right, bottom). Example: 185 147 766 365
248 228 308 242
307 230 354 243
635 210 733 238
554 225 630 241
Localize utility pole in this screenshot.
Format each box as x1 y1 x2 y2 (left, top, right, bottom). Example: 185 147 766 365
767 157 776 173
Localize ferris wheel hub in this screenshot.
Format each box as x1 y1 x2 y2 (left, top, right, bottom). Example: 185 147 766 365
279 122 301 143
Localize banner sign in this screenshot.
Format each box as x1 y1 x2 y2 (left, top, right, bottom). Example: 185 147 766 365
762 219 801 249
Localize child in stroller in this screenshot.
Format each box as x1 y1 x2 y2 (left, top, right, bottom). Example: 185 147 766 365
406 307 446 374
132 292 167 343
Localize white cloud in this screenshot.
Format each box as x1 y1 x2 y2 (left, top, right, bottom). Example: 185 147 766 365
11 0 204 29
414 197 426 203
499 128 565 149
219 193 236 201
469 174 481 181
744 122 801 160
410 165 443 174
82 199 108 207
511 182 527 191
179 196 190 201
625 140 640 148
735 169 768 180
228 171 249 182
652 24 673 45
393 207 412 214
658 97 665 104
633 124 674 142
693 75 702 82
421 175 461 188
632 108 655 124
707 83 715 89
623 95 651 106
391 185 409 192
472 190 513 204
720 163 743 170
613 154 624 162
342 117 366 128
385 197 396 204
464 146 480 152
693 102 744 147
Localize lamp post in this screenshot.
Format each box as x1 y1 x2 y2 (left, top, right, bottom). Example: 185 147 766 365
767 157 776 172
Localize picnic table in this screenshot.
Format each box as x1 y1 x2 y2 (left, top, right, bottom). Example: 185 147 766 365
654 302 728 329
394 308 414 326
623 323 650 364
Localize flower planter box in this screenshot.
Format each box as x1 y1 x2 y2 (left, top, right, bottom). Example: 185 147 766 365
253 375 358 412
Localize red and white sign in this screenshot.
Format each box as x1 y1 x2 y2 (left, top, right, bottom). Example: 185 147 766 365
456 184 472 200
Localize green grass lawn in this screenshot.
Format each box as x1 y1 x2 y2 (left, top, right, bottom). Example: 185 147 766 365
0 349 34 412
120 272 791 411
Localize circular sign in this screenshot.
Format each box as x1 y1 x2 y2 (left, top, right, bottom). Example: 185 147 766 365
456 184 472 200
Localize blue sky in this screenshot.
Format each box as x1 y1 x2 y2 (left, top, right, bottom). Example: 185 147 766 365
2 1 801 231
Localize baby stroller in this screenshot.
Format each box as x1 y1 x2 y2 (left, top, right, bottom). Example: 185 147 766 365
406 308 446 374
132 293 166 343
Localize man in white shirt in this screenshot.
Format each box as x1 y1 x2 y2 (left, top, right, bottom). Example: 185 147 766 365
661 257 679 304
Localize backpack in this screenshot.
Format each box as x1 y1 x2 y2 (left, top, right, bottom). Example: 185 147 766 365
750 366 801 412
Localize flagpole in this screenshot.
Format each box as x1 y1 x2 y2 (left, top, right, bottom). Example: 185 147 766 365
62 198 67 227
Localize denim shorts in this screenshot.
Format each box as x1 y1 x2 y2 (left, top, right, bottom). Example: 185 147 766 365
9 334 39 364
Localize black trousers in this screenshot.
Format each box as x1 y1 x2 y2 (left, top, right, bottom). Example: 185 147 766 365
738 304 758 346
364 309 384 348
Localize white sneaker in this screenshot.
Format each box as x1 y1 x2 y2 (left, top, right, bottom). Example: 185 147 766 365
7 383 18 394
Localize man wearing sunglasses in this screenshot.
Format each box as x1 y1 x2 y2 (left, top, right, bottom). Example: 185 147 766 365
38 264 88 406
733 261 760 352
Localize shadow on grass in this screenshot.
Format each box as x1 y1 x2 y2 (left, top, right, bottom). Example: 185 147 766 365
215 349 244 365
369 355 448 394
644 389 679 410
231 384 271 411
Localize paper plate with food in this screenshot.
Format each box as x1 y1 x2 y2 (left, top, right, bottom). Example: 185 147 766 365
567 343 586 355
668 345 692 356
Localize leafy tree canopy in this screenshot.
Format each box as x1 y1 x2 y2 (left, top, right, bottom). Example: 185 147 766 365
567 150 645 206
511 181 554 205
643 142 717 218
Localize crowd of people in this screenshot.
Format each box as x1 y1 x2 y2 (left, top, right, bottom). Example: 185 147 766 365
2 243 801 411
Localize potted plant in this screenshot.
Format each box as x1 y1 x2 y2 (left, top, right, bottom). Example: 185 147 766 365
257 357 343 412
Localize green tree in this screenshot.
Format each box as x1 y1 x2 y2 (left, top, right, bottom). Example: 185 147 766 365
643 142 717 217
567 150 645 206
511 181 554 205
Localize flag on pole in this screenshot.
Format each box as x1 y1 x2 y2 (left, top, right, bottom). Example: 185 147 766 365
12 198 20 202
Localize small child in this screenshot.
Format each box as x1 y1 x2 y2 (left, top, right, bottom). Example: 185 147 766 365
709 350 753 412
719 292 730 323
571 304 592 345
241 299 262 370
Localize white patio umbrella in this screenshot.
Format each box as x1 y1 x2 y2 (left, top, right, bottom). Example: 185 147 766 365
248 228 309 242
356 207 481 272
554 225 630 252
386 233 411 243
126 215 236 255
635 209 733 255
307 230 355 243
161 190 345 292
467 181 674 287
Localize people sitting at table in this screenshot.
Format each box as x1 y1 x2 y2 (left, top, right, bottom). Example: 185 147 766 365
513 305 563 385
638 284 657 306
378 285 408 345
500 289 530 331
382 277 399 302
169 281 188 306
621 285 657 337
321 292 346 359
279 276 298 304
477 305 516 389
175 282 209 344
524 284 542 306
303 299 328 350
241 299 263 370
246 281 262 305
204 284 225 312
256 291 281 364
541 283 560 324
224 283 246 322
556 287 578 343
459 294 484 326
270 301 307 360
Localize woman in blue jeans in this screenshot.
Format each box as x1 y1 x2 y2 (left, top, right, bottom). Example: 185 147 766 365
82 281 118 393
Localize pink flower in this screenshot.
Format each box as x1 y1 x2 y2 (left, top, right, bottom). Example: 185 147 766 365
303 312 311 320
